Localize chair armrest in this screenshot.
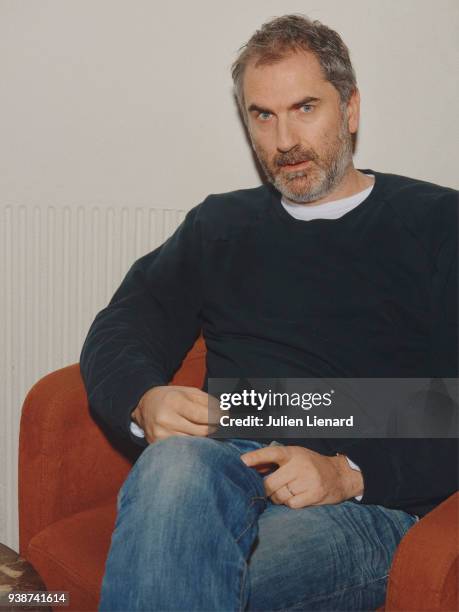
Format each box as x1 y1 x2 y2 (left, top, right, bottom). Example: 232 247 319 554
385 491 459 611
19 364 133 554
19 335 207 555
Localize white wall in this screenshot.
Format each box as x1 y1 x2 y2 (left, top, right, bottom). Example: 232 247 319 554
0 0 458 549
1 0 458 211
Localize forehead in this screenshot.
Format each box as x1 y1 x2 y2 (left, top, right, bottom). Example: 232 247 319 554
243 50 338 108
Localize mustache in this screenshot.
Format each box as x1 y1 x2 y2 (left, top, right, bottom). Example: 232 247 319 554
275 147 317 168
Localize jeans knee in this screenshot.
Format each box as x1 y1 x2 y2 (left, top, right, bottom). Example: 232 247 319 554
139 435 227 475
119 436 253 506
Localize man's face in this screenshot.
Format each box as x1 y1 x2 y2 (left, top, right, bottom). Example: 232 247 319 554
243 51 359 203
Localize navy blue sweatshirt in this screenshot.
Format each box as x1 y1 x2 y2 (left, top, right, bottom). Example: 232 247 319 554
80 170 458 517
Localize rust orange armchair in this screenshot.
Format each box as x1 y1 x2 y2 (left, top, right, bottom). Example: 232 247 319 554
19 336 458 611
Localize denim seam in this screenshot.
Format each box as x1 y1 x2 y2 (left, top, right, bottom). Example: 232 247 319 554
235 497 266 611
235 497 265 544
244 467 268 498
394 511 418 535
282 572 389 610
222 440 268 497
238 557 248 612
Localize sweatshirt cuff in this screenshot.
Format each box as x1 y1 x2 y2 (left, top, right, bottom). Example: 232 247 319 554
88 369 165 444
130 421 146 438
344 456 363 501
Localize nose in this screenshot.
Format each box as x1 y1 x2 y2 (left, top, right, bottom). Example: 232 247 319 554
276 116 299 153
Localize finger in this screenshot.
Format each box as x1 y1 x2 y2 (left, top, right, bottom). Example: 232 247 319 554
284 491 318 509
182 387 216 406
172 414 217 436
264 472 296 500
251 462 278 474
178 397 213 424
179 391 221 425
186 396 222 426
262 464 298 497
197 392 222 415
269 484 294 505
207 394 224 423
240 446 287 468
205 398 223 425
155 409 216 436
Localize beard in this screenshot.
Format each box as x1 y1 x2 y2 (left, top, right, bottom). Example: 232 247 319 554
252 114 354 204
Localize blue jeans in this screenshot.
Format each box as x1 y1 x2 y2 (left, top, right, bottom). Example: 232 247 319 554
99 437 418 611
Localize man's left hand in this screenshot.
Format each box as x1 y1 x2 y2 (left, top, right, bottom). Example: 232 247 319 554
240 445 364 508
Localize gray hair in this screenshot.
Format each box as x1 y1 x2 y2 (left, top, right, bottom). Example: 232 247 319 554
232 14 357 119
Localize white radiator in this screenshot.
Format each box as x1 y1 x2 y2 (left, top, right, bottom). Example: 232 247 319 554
0 203 186 549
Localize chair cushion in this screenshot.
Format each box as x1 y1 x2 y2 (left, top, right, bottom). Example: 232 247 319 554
26 500 117 611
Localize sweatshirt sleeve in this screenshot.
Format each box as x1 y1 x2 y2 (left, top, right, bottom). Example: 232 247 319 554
80 205 204 445
334 211 458 516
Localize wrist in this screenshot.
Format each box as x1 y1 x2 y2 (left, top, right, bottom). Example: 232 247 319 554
131 386 157 429
335 454 364 499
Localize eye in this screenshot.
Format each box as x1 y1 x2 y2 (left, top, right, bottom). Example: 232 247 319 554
258 111 272 121
300 104 314 113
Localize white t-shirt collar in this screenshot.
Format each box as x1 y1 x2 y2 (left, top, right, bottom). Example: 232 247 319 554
281 177 375 221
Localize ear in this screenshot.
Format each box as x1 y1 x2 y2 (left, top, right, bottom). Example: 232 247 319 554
346 88 360 134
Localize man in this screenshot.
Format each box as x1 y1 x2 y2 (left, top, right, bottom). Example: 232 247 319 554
80 14 458 611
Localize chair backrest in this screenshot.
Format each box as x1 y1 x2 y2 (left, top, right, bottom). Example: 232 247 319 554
170 334 207 387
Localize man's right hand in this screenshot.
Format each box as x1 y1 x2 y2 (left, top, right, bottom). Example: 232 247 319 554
131 386 220 444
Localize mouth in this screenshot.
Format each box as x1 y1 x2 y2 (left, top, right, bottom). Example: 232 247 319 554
279 160 312 172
